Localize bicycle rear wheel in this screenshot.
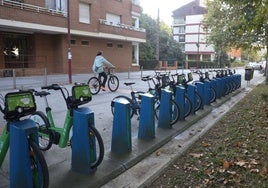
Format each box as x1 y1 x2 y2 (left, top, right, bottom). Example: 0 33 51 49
108 75 119 92
29 139 49 188
111 95 135 118
88 126 104 169
88 77 101 95
30 111 52 151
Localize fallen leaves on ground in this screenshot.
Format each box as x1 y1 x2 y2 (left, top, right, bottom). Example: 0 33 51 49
148 84 268 188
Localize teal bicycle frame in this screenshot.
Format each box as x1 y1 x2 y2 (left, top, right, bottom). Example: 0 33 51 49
46 108 73 148
33 84 77 149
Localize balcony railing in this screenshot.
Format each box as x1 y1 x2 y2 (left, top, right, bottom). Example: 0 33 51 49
1 0 67 16
99 19 145 32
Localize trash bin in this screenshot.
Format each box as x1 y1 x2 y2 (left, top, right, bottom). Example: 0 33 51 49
245 67 254 81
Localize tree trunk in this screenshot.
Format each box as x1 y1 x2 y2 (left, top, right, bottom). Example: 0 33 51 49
264 44 268 84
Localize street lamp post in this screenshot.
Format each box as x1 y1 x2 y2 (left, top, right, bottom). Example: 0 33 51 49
196 43 200 68
67 0 72 84
196 23 201 68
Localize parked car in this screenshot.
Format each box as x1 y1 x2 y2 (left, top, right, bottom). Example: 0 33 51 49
246 62 263 70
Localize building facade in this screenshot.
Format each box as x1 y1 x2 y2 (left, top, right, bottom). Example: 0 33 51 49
172 0 215 68
0 0 146 76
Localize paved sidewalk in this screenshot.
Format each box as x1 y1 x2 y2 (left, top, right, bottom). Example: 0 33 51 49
0 69 265 187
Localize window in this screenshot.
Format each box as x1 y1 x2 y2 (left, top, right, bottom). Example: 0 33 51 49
107 42 113 47
132 16 139 28
79 3 90 24
106 13 121 25
178 26 185 33
70 39 76 45
179 35 185 42
173 17 185 24
117 44 123 48
46 0 67 11
180 44 185 52
81 40 89 45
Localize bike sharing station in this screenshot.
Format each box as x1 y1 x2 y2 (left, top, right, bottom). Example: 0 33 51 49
0 91 49 188
70 84 104 174
0 69 244 187
35 83 104 173
110 70 242 174
0 83 104 188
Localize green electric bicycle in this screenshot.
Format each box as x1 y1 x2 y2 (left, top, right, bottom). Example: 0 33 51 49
0 90 49 188
30 83 104 169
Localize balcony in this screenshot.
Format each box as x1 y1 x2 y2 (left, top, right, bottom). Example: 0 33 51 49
99 19 145 32
99 19 146 40
0 0 68 33
1 0 66 16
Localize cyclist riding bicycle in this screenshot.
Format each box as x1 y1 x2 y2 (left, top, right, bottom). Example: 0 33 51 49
92 50 115 91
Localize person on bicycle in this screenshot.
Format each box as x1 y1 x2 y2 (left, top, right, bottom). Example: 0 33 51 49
92 51 115 91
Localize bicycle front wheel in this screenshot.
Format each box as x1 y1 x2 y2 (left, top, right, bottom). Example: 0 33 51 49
88 77 101 95
184 95 192 118
194 92 202 112
29 139 49 188
108 75 119 92
88 126 104 169
209 86 216 103
154 99 180 125
30 111 52 151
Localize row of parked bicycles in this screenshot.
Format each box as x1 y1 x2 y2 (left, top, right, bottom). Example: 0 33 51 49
0 83 104 188
0 67 241 187
110 68 241 126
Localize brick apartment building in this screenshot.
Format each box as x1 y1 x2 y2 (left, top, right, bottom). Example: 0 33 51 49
0 0 146 76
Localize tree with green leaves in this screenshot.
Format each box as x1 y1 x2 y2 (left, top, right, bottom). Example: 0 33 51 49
139 13 184 68
203 0 268 80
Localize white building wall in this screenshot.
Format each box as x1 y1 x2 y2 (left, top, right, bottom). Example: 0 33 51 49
185 14 214 54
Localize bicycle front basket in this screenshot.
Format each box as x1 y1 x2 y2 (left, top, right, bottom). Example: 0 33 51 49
4 91 36 120
72 84 92 106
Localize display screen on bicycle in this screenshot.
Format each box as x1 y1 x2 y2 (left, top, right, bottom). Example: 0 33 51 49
1 91 37 121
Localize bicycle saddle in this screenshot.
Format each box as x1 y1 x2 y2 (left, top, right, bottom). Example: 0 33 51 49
124 82 135 86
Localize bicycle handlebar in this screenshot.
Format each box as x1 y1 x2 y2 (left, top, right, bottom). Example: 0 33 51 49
41 84 62 91
41 84 70 105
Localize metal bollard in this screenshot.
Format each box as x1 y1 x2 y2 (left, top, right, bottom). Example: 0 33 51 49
111 98 132 154
138 93 155 139
158 89 172 129
12 69 16 89
72 107 97 174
